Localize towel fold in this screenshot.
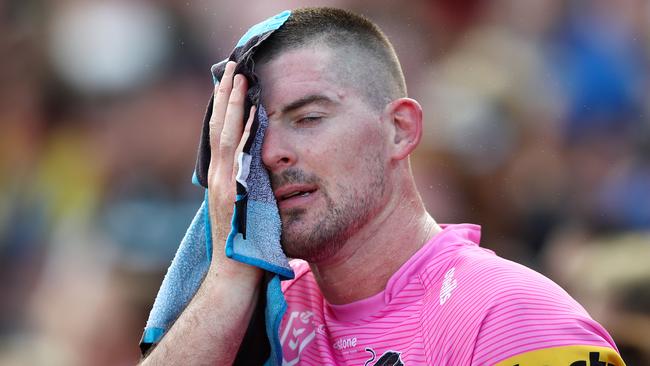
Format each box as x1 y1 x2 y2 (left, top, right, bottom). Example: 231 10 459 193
140 196 211 351
141 10 294 365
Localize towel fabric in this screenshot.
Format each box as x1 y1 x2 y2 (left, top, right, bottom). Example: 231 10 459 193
195 10 293 279
141 10 295 365
140 195 211 350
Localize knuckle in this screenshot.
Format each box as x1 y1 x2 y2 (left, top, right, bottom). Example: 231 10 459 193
227 96 242 106
216 85 230 97
219 138 235 152
217 82 232 94
228 90 245 103
209 125 221 140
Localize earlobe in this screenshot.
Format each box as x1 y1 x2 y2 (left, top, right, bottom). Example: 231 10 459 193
385 98 423 161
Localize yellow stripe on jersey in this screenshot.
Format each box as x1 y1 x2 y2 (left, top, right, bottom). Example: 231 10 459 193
494 345 625 366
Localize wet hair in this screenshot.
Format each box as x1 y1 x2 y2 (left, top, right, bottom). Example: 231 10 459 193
253 7 407 109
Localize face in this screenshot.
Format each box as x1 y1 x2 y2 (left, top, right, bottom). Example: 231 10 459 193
259 46 391 263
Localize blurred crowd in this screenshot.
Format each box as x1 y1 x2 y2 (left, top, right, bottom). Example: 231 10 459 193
1 0 649 364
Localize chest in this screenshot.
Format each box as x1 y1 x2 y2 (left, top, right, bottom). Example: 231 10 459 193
279 297 435 365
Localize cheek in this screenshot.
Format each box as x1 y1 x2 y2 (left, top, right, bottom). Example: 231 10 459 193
302 115 386 176
337 133 383 174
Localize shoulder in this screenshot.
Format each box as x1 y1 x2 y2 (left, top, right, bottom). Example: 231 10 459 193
423 241 586 308
458 247 580 305
414 242 623 364
445 250 623 365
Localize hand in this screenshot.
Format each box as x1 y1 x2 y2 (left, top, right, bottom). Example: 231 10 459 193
206 61 261 283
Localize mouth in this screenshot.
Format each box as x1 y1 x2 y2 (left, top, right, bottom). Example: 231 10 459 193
279 189 316 200
274 185 318 209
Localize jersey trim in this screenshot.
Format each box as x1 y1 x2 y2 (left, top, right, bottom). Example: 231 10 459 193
494 345 625 366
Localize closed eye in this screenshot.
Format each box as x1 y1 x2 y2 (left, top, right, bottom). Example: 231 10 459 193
295 115 323 125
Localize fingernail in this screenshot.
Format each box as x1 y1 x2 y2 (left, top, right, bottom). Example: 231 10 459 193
234 74 242 88
225 61 236 74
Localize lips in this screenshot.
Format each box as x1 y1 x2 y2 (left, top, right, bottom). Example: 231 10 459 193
281 190 314 199
274 185 318 208
275 185 317 201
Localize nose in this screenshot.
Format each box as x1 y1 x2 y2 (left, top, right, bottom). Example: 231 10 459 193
261 122 296 172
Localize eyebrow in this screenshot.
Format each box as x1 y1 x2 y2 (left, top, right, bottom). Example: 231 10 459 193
280 94 338 115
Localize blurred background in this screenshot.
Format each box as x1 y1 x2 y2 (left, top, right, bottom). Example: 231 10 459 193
1 0 649 364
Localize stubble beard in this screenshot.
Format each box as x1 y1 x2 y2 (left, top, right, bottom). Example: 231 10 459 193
275 157 386 263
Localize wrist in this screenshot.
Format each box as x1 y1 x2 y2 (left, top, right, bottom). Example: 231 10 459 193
207 256 263 290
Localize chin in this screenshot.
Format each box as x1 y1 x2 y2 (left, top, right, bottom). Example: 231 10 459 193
281 228 347 263
281 234 321 261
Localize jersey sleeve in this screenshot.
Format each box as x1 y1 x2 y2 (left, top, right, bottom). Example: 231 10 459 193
468 259 625 365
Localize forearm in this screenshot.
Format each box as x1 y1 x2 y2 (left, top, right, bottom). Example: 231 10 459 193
140 266 260 365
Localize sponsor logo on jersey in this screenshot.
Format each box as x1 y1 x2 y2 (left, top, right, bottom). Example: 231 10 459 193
439 267 457 305
364 348 405 366
280 311 317 366
333 336 357 350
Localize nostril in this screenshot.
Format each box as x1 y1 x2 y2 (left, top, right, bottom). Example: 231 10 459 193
280 157 290 165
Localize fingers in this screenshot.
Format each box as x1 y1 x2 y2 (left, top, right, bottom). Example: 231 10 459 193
232 106 256 182
242 105 256 145
207 60 254 195
219 74 248 158
209 61 237 155
234 105 256 158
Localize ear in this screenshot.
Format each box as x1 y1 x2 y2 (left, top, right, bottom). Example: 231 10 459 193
383 98 423 161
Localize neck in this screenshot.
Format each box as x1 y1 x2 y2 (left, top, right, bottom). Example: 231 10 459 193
308 179 441 305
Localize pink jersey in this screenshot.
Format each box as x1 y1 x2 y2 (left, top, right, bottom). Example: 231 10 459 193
279 224 625 365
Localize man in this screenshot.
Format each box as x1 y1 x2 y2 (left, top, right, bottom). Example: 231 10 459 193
142 8 624 365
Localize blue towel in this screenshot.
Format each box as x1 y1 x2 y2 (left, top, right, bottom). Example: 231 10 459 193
141 11 294 365
140 196 211 348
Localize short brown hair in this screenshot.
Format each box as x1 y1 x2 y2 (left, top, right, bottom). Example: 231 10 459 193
253 7 407 109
